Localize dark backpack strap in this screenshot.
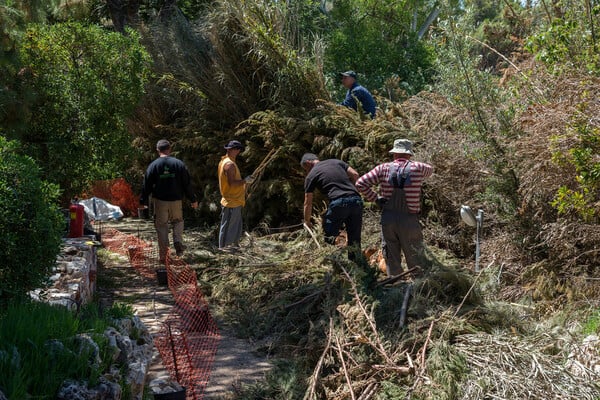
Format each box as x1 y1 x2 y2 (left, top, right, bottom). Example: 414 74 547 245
389 161 411 189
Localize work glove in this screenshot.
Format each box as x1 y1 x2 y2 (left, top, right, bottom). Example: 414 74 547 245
375 196 388 208
244 175 255 184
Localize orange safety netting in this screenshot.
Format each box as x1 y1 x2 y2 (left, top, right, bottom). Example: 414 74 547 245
101 228 220 400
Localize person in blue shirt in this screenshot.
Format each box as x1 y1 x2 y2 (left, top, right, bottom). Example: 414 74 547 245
339 70 376 118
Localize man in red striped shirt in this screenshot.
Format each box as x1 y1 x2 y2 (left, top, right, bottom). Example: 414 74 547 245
356 139 433 277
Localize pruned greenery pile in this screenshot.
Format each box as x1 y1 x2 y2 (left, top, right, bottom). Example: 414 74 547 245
452 331 599 400
500 69 600 303
189 213 599 399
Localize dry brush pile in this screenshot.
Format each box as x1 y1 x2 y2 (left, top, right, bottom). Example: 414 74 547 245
506 68 600 303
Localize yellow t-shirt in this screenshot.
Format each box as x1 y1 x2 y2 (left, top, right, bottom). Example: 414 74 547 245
218 155 245 207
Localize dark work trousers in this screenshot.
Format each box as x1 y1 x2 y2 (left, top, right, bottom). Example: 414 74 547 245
380 188 425 276
323 195 363 260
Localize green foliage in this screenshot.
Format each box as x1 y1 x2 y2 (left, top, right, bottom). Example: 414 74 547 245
0 299 143 398
424 341 469 399
0 1 24 49
0 0 62 45
106 301 136 319
375 381 408 399
232 359 307 400
0 136 63 305
0 301 110 398
164 0 213 21
324 0 435 97
526 0 600 74
9 21 150 198
549 102 600 222
583 308 600 335
471 2 534 72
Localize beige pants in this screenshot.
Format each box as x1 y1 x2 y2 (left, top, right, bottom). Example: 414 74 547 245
153 199 183 260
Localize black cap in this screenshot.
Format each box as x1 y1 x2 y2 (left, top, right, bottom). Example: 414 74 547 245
156 139 171 151
224 140 245 150
300 153 319 166
339 70 357 79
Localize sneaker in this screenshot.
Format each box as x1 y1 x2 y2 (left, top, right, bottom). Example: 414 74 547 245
174 242 186 257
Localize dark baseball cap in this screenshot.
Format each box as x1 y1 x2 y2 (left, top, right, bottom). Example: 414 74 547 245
224 140 245 150
339 70 357 79
300 153 319 166
156 139 171 151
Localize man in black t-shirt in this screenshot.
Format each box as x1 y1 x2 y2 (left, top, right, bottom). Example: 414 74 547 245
140 139 198 262
301 153 363 259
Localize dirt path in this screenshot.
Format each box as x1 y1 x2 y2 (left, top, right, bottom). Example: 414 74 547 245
97 219 271 399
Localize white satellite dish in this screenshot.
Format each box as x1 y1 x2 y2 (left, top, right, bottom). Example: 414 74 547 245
460 205 477 227
460 205 484 272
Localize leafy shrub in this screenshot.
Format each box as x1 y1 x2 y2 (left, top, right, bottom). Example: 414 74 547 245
525 0 600 75
549 104 600 222
106 301 135 320
0 136 63 305
12 22 150 199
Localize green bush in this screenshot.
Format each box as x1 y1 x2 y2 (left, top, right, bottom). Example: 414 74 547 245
526 2 600 75
549 105 600 222
12 21 151 198
0 136 63 305
583 308 600 335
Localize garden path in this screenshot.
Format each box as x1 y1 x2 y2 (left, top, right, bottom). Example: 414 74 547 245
97 219 271 399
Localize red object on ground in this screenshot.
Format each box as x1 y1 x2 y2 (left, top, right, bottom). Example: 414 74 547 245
68 203 85 238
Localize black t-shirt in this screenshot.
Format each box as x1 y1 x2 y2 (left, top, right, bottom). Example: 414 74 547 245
304 159 359 200
140 156 196 204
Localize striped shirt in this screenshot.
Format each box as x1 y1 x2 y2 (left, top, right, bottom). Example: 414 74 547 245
356 159 433 213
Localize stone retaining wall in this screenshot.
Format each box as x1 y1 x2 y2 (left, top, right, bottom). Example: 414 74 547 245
30 236 98 310
25 236 154 400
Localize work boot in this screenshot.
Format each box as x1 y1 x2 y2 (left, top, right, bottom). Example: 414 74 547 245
174 242 185 257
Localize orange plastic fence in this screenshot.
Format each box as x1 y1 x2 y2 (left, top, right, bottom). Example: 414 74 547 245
101 228 220 400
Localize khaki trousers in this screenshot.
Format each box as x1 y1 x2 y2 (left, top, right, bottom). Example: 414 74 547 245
153 199 183 260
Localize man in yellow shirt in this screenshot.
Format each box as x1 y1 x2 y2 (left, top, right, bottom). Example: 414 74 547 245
218 140 253 250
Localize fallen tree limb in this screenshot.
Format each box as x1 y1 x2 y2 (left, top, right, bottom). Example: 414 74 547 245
303 317 334 400
335 332 356 400
372 364 413 376
284 289 323 310
303 223 321 248
342 267 395 365
419 320 435 376
357 381 379 400
398 283 413 329
375 267 418 287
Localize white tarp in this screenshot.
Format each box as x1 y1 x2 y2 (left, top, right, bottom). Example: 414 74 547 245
78 197 123 221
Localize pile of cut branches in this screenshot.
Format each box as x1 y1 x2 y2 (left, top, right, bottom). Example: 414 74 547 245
190 215 599 399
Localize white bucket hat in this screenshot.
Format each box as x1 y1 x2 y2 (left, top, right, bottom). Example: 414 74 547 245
389 138 414 155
